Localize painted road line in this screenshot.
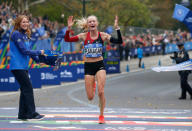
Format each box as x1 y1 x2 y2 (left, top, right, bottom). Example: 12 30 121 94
1 114 192 120
0 127 156 131
7 120 192 126
44 114 192 119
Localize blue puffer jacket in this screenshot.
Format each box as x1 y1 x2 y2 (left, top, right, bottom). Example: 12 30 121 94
10 30 41 70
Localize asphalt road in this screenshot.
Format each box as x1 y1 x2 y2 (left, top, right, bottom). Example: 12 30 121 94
0 70 192 131
0 70 192 109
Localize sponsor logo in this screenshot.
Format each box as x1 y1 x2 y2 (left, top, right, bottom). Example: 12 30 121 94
9 77 15 83
0 77 13 83
176 9 184 16
77 68 84 74
108 66 117 71
4 78 8 82
60 70 72 78
41 73 57 80
0 78 5 82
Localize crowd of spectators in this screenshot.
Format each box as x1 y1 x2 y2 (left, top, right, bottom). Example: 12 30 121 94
107 29 192 61
122 29 192 48
0 1 64 44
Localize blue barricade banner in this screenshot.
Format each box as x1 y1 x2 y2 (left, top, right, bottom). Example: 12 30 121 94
0 69 19 91
130 48 137 57
0 30 10 45
29 68 41 89
165 42 192 53
75 53 83 61
107 50 119 58
151 46 156 54
172 4 190 22
39 67 60 85
76 64 84 79
104 58 120 74
59 66 78 82
184 41 192 50
156 45 162 53
165 43 178 53
63 53 83 62
68 54 73 62
143 46 151 55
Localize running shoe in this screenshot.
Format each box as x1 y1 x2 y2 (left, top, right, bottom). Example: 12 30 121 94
98 115 105 124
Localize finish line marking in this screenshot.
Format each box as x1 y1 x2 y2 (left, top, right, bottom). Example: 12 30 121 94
0 114 192 127
7 120 192 126
0 127 156 131
1 114 192 120
44 114 192 119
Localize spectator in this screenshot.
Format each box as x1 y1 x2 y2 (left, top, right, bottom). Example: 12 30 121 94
119 43 124 61
137 44 143 68
124 37 131 61
161 31 169 55
10 15 45 120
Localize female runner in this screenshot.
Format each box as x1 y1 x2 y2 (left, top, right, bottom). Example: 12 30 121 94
64 15 122 124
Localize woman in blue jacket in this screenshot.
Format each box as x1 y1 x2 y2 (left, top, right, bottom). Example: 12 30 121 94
137 44 143 68
10 15 45 121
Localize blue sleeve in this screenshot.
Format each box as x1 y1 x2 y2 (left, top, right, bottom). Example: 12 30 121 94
11 31 42 56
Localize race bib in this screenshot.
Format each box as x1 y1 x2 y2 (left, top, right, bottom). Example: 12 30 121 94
84 43 103 58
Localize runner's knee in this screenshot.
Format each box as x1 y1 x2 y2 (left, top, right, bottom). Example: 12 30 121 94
87 95 94 101
98 91 104 97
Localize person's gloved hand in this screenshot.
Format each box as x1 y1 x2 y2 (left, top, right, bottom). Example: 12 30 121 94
170 56 175 59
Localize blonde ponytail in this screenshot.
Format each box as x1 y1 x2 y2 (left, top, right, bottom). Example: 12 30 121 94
76 17 88 32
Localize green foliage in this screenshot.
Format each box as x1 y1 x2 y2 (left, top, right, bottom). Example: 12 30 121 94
87 0 153 28
28 0 153 28
30 1 63 22
29 0 82 23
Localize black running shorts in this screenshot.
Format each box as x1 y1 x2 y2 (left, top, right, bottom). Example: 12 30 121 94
84 60 105 76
